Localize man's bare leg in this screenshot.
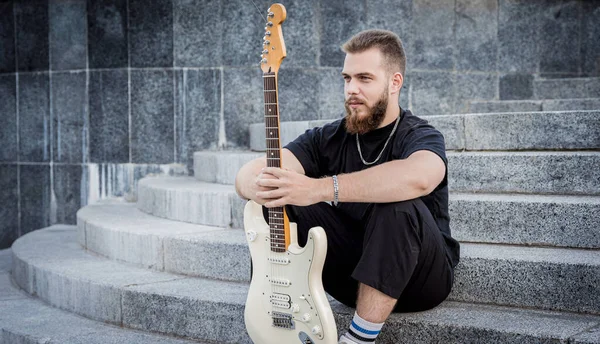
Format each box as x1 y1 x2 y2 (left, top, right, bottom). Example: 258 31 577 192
338 283 397 343
356 283 397 323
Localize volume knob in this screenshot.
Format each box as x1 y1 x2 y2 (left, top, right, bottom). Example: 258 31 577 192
302 313 311 322
311 325 322 335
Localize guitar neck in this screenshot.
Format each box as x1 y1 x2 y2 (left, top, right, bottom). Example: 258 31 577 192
263 71 291 252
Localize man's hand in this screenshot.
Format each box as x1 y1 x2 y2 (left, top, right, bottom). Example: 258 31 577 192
255 167 330 208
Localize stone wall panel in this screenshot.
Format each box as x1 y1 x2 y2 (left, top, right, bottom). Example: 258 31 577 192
89 69 130 163
174 0 222 68
131 70 174 163
129 0 173 68
0 2 16 74
51 71 87 163
49 0 86 71
15 0 48 72
87 0 128 69
0 75 16 162
18 73 50 162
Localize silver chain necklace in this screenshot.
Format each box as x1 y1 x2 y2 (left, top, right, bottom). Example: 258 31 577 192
356 115 401 166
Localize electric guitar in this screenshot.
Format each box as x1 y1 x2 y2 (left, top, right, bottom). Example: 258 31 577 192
243 4 338 344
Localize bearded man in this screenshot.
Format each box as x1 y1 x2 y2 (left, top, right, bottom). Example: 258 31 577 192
235 29 460 344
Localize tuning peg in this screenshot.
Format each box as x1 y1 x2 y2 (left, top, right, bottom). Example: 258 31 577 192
262 49 268 54
261 58 267 64
268 12 274 18
264 40 270 45
265 31 271 36
266 21 273 27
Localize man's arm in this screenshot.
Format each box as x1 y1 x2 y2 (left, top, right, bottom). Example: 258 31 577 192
335 150 446 203
234 148 306 204
257 150 445 207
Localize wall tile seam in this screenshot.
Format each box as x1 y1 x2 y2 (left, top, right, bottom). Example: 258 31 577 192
495 0 500 102
172 65 177 163
48 0 57 225
127 0 132 165
14 0 21 236
577 1 583 77
219 67 226 149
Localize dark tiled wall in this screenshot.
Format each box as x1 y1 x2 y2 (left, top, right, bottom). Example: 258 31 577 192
0 0 598 249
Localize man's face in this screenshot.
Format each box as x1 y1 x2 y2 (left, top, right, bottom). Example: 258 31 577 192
342 48 390 135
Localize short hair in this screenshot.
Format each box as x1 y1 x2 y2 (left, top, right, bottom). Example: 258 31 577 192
341 29 406 77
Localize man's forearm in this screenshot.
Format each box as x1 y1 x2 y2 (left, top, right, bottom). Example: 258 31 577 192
330 158 439 204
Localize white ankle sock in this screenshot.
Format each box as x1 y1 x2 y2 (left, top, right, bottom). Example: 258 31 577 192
341 311 384 344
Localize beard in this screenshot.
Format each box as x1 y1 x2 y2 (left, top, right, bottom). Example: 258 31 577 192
344 89 389 135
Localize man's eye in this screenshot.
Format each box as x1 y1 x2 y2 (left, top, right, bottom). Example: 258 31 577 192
360 76 370 80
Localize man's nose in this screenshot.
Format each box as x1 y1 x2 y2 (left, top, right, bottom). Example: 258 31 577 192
345 79 359 95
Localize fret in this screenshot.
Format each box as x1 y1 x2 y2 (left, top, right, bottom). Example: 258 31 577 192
264 103 278 105
263 75 276 78
264 90 276 92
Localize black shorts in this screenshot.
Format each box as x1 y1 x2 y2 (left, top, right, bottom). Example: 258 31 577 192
262 198 455 312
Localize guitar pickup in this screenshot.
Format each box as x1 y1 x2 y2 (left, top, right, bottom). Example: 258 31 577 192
267 256 290 265
270 293 291 302
270 299 291 309
269 278 291 287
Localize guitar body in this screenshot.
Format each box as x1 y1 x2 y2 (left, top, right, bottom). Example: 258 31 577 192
244 200 337 344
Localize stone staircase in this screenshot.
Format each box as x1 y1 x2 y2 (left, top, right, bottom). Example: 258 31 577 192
3 77 600 343
468 77 600 113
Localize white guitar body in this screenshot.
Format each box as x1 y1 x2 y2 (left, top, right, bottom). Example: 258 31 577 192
244 200 338 344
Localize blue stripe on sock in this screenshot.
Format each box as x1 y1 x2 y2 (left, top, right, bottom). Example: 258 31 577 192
351 320 380 336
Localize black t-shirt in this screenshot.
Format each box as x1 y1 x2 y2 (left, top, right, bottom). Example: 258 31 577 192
285 108 460 268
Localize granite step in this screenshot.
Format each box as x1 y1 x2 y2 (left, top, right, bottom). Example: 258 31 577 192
193 151 600 195
77 202 249 282
249 110 600 152
76 203 600 315
136 176 600 249
136 177 246 228
0 249 210 344
468 98 600 113
534 77 600 99
9 231 600 343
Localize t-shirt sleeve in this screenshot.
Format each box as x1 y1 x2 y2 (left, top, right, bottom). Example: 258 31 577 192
396 124 448 190
284 127 322 178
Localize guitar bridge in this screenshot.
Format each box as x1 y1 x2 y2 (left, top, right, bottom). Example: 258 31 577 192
272 311 295 329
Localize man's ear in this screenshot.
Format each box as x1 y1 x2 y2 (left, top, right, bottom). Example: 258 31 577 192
390 72 403 95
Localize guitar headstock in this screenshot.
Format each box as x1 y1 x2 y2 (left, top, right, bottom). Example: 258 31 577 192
260 3 286 74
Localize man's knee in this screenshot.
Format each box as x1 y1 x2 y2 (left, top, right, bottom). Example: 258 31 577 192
369 198 427 217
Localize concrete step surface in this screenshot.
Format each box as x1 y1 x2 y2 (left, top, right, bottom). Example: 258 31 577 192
0 249 210 344
136 176 600 248
75 204 600 314
137 177 246 228
249 110 600 152
8 234 600 343
194 150 600 195
534 77 600 99
77 202 249 282
468 98 600 113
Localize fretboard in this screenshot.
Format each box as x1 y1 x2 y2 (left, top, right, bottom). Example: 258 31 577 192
263 71 287 253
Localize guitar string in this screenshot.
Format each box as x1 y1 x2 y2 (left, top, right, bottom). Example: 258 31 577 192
247 0 267 23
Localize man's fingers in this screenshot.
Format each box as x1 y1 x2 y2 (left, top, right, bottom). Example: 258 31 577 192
256 178 279 188
256 189 285 200
265 198 286 208
263 167 286 177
